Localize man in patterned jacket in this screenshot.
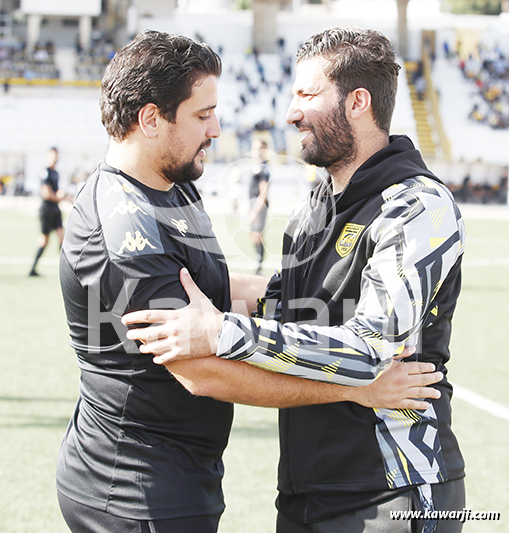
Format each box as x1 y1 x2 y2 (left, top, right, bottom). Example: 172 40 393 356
124 28 465 532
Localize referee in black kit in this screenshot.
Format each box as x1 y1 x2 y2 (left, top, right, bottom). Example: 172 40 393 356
29 146 65 277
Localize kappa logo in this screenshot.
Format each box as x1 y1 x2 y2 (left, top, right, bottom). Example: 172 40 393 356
105 182 143 198
117 230 157 254
171 218 189 236
335 223 365 258
108 200 148 219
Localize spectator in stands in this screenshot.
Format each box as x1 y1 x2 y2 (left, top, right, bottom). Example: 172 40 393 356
415 73 427 100
460 43 509 130
455 175 475 203
497 172 508 204
468 102 486 123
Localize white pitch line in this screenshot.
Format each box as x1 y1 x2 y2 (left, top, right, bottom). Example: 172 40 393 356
452 382 509 422
466 237 509 246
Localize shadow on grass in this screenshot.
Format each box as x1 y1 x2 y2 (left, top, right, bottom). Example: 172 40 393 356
0 415 71 428
0 273 61 289
0 396 75 403
230 421 278 439
0 396 74 428
0 274 42 285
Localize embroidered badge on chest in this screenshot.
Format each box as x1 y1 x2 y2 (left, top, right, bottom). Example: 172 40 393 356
335 223 365 258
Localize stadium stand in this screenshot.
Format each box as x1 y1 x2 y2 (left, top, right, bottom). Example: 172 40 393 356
0 1 506 206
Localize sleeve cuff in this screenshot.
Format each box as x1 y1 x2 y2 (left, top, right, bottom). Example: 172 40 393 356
216 312 252 360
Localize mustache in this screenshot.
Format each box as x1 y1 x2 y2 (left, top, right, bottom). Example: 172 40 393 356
295 120 314 133
198 140 212 152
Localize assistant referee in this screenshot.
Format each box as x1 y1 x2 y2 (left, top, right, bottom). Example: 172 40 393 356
28 146 65 277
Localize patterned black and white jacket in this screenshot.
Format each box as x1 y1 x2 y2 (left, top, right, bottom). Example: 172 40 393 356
216 136 466 517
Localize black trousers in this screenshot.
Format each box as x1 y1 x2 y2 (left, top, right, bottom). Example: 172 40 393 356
276 479 466 533
58 492 222 533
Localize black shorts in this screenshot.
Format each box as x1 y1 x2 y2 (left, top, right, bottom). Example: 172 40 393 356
276 479 466 533
58 492 222 533
39 202 62 234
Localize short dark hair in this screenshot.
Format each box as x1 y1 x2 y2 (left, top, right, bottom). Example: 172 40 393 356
100 30 222 141
296 28 400 134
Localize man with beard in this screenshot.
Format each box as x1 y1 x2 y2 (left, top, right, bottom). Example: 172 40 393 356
57 30 442 533
124 28 466 532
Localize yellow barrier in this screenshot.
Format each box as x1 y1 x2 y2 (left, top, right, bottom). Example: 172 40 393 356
422 49 452 161
0 77 101 87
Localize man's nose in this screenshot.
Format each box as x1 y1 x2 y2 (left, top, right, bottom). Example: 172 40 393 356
207 114 221 138
286 97 304 125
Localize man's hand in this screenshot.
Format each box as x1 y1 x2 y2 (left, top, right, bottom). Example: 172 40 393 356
122 268 223 364
349 358 443 411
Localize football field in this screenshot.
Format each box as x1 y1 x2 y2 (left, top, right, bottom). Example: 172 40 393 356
0 197 507 532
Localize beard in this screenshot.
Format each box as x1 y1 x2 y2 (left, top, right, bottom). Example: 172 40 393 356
161 140 211 185
298 95 357 171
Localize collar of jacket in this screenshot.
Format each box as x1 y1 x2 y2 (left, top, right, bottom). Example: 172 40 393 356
311 135 441 212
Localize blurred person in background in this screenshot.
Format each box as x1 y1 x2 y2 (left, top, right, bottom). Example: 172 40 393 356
28 146 65 277
247 138 270 274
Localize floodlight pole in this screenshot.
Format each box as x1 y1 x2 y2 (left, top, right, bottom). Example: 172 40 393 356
396 0 410 60
253 0 278 53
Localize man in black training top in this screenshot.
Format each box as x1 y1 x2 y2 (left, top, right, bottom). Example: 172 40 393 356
125 28 466 533
29 146 65 276
58 30 443 533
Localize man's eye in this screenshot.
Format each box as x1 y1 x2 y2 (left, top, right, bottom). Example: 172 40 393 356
200 115 210 120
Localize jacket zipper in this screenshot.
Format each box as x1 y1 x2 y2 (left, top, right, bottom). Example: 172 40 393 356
303 234 318 278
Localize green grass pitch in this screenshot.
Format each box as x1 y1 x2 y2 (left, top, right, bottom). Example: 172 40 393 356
0 200 507 532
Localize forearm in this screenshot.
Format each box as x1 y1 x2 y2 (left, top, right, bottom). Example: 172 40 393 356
166 355 441 411
167 356 357 408
41 185 63 203
43 191 60 203
229 272 269 315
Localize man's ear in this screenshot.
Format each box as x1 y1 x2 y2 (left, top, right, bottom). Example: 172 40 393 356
138 103 160 139
348 88 372 119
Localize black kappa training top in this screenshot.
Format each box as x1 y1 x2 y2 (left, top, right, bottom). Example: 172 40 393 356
57 163 233 520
